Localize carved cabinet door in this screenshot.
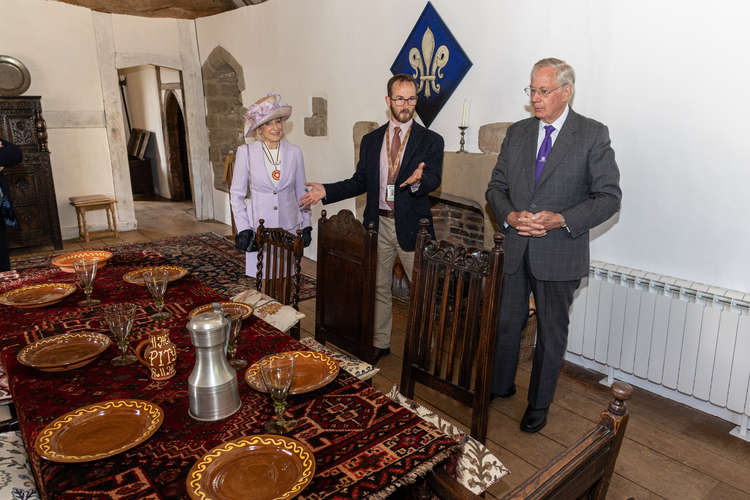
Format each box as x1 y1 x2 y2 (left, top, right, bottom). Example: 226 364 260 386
0 96 62 250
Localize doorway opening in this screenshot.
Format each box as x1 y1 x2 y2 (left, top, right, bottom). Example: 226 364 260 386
165 90 191 201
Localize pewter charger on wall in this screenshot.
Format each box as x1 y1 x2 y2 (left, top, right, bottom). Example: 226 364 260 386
0 55 31 96
390 2 472 128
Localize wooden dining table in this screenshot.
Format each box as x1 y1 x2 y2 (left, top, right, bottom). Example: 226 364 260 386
0 247 458 499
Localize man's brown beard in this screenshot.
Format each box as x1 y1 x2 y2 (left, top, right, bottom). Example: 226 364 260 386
390 104 415 124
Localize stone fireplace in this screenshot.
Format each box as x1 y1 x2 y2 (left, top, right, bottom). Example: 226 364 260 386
429 194 484 249
433 121 512 251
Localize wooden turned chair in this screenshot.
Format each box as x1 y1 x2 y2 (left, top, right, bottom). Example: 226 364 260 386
314 209 378 364
426 382 634 500
400 219 504 443
255 219 304 339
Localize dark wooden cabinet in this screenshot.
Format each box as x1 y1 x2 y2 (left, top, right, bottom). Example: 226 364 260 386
0 96 62 250
128 156 154 195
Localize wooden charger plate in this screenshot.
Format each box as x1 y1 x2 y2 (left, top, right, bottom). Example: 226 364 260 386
245 351 339 395
187 302 254 321
51 250 113 273
122 265 188 285
34 399 164 463
186 434 315 500
0 283 77 309
17 332 111 372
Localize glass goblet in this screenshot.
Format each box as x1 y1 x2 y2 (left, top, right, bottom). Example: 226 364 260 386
226 312 247 370
74 257 100 306
102 302 137 366
260 353 296 434
143 269 170 320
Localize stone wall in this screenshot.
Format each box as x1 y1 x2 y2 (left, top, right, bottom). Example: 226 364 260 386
202 46 245 191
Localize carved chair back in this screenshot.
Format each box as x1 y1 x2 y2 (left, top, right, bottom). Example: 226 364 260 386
255 219 304 339
400 219 504 443
314 209 378 363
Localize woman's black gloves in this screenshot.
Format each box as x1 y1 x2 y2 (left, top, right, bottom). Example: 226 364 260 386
237 227 310 250
235 229 258 252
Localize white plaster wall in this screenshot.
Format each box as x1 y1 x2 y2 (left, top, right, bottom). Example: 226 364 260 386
121 65 169 198
196 0 750 292
1 0 211 239
160 68 181 84
0 0 115 238
111 15 180 59
48 128 116 239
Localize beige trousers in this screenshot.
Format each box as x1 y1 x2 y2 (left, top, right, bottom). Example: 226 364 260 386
374 216 414 349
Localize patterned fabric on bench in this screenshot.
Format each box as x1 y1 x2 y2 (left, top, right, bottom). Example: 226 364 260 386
387 386 509 495
232 289 305 333
0 363 10 405
299 337 379 381
0 431 40 500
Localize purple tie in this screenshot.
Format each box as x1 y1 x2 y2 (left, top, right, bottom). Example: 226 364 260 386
535 125 555 184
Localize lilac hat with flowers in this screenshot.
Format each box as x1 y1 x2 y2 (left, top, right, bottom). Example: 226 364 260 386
245 94 292 137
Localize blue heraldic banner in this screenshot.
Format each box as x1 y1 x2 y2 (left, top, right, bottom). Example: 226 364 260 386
390 2 472 128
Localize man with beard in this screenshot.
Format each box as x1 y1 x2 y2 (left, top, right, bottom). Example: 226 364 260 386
300 73 444 363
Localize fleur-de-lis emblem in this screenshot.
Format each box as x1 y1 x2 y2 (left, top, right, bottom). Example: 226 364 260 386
409 27 450 98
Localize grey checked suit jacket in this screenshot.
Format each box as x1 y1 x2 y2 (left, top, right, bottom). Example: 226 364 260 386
486 109 621 281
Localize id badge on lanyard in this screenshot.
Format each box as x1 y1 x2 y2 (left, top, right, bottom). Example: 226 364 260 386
386 184 395 202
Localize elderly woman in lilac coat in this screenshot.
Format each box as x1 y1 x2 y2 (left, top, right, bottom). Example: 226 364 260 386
230 94 312 276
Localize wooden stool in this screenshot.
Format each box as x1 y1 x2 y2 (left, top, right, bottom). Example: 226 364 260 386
69 195 119 242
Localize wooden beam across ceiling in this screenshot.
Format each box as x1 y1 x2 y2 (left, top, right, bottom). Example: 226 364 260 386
54 0 267 19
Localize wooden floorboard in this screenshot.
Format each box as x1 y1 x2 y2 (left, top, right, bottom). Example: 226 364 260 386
11 199 750 500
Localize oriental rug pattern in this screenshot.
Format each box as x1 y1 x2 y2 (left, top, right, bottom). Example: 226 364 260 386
7 232 316 301
0 249 457 499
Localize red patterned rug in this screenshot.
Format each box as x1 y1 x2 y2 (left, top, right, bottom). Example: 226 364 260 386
1 250 457 499
7 232 316 301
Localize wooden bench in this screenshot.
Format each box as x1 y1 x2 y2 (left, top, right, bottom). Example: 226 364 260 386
421 381 633 500
69 195 119 242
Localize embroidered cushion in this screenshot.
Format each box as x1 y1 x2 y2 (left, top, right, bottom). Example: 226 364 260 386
386 387 509 495
231 289 304 333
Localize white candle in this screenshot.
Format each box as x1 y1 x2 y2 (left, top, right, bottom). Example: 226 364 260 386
460 99 470 127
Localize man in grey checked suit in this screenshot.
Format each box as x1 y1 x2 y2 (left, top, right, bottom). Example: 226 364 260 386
486 58 621 433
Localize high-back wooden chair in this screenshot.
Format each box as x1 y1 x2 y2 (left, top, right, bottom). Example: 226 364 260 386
425 382 634 500
314 209 378 364
255 219 304 339
400 219 504 443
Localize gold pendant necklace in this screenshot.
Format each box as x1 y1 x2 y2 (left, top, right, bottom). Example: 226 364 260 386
262 142 281 180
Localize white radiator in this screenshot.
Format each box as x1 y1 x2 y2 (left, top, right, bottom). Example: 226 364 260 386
564 261 750 439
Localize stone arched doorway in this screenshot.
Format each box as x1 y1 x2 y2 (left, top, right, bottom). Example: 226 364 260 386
164 90 191 201
201 46 246 192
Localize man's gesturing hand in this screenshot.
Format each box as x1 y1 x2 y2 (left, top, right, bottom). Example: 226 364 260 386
299 182 326 206
399 162 425 187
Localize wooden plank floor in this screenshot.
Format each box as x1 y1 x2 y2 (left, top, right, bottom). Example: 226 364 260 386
12 200 750 500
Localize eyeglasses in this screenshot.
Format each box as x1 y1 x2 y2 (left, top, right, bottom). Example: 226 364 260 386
390 96 418 105
523 86 561 97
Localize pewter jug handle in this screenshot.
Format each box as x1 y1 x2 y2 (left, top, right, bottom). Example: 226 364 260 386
211 302 232 354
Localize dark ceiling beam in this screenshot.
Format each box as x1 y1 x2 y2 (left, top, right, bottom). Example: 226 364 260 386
53 0 268 19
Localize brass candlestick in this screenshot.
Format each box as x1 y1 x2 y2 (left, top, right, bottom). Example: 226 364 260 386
458 126 468 153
